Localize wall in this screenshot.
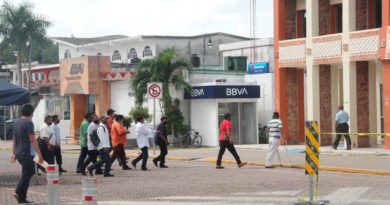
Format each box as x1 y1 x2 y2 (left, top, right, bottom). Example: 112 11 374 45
190 99 218 146
319 0 331 35
285 0 297 39
319 65 332 145
244 73 275 127
356 61 370 147
356 0 368 30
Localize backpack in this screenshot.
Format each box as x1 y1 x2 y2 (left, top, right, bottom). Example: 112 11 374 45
90 126 105 147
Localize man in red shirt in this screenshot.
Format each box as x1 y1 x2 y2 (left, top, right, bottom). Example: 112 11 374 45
110 115 131 170
216 113 247 169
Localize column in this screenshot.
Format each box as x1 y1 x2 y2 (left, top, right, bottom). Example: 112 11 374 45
306 0 320 122
383 61 390 149
342 0 358 148
368 61 378 145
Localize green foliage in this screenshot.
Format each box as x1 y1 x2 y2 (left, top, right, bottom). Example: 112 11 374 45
129 107 150 122
122 116 132 129
130 48 191 135
0 1 53 64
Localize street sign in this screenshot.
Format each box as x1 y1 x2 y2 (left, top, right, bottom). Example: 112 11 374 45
147 82 162 99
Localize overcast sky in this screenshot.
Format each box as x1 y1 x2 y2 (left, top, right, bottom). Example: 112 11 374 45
3 0 273 38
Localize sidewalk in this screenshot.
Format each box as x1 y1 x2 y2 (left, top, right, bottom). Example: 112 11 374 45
2 140 390 173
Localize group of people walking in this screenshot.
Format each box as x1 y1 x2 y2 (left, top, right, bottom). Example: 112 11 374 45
76 109 170 176
11 103 351 204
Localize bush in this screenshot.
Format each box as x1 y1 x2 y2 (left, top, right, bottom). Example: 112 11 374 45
129 107 150 122
122 116 132 129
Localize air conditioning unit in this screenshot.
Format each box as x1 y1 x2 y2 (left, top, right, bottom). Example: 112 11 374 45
38 86 51 95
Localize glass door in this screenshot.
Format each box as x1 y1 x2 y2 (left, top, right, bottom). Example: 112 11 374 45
240 103 256 144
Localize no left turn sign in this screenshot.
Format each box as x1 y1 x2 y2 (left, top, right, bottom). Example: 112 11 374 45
147 82 163 99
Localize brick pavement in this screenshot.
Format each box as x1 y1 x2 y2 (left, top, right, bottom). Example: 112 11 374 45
1 151 390 205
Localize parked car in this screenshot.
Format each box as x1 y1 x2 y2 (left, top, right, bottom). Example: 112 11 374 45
0 119 15 140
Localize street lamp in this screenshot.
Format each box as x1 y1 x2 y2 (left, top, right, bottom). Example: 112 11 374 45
203 35 213 69
26 35 32 93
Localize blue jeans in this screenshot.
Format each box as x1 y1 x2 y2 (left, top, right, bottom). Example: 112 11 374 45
15 155 35 201
133 146 149 170
76 146 88 171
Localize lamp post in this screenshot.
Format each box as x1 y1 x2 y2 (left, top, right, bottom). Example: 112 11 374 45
202 35 213 70
26 35 32 93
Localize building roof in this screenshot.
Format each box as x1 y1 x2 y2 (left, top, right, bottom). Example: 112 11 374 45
51 35 128 46
51 32 249 47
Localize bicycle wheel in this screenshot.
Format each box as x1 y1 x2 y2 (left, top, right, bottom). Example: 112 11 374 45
191 134 202 148
180 134 190 148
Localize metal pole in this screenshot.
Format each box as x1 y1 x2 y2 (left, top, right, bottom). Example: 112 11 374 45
309 175 313 203
2 108 5 141
153 98 156 155
28 35 32 95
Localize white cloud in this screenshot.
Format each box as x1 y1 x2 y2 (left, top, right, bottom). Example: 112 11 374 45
1 0 273 38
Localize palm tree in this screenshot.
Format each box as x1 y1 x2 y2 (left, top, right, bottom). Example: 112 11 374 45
0 1 51 86
131 48 191 134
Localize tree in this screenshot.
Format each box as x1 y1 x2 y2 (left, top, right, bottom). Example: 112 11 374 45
131 48 191 134
0 1 51 86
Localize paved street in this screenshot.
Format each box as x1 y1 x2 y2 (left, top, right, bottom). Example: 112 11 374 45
1 146 390 205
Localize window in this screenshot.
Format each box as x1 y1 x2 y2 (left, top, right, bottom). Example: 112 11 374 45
46 96 70 120
112 50 121 61
128 48 137 59
331 4 343 33
296 10 306 38
97 52 102 56
64 50 71 59
143 46 152 57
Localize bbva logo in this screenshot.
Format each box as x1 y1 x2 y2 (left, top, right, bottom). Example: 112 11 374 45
191 89 205 97
226 88 248 96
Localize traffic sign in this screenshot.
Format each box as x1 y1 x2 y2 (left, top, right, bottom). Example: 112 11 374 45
147 82 162 99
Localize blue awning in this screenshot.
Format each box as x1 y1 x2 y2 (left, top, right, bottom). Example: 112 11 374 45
0 80 30 105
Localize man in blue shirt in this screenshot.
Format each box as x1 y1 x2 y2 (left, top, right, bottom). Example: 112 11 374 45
12 104 44 204
331 105 351 150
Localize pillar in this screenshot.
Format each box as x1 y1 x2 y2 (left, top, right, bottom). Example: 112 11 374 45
383 61 390 149
368 61 378 145
70 95 86 144
306 0 320 122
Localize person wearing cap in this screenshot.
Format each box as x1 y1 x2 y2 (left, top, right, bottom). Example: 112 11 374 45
265 112 283 168
216 112 247 169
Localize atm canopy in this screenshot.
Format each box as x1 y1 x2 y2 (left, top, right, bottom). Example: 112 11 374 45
0 80 30 105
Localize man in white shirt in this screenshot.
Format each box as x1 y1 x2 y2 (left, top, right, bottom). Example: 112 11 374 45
87 116 114 177
79 114 102 175
265 112 283 168
39 115 54 165
50 115 67 173
131 116 155 171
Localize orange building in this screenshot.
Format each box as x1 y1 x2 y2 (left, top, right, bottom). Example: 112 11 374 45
274 0 390 149
60 56 111 142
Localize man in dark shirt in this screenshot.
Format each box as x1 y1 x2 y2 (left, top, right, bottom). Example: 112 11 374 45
12 104 44 204
152 116 169 168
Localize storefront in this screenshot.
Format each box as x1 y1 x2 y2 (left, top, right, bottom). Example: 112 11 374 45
60 56 111 142
184 83 260 146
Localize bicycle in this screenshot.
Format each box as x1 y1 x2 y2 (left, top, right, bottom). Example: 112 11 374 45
180 129 202 148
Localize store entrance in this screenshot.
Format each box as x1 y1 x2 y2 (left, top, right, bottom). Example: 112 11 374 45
218 102 257 145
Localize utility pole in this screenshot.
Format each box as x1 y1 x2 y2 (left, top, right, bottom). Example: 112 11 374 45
27 35 32 94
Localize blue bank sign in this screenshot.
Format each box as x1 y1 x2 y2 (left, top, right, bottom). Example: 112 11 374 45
247 62 269 74
184 85 260 100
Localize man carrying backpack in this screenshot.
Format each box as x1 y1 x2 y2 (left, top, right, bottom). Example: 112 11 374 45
87 116 114 177
153 116 169 168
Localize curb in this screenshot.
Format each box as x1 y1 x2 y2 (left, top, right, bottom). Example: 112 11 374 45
12 149 390 175
204 158 390 175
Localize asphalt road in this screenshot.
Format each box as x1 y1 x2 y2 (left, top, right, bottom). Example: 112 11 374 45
1 151 390 205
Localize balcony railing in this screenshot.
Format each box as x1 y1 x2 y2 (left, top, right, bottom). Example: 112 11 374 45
350 28 379 61
312 34 342 64
278 38 306 67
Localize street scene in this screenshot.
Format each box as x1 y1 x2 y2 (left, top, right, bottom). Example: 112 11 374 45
1 142 390 205
1 0 390 204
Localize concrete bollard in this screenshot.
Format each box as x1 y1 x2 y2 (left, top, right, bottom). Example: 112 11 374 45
46 165 60 205
82 178 97 205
